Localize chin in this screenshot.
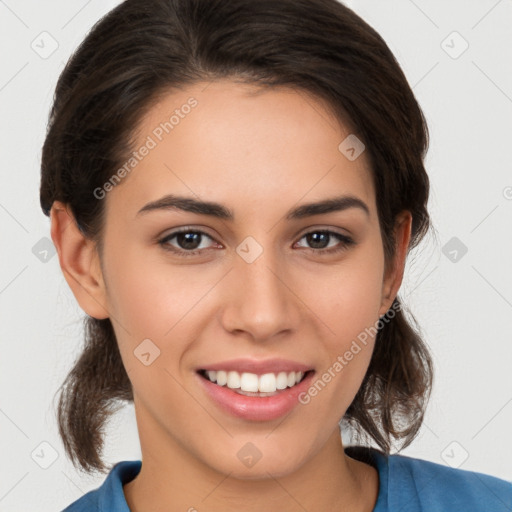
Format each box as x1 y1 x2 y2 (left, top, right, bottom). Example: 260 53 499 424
208 449 307 481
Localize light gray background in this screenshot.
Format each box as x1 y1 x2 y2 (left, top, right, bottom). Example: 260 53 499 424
1 0 511 510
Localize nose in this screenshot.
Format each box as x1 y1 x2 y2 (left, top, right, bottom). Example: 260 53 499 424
219 249 301 342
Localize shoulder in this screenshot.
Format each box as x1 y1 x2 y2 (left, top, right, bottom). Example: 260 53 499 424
61 460 141 512
375 448 512 511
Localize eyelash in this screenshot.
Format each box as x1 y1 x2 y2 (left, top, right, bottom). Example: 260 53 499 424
157 228 355 257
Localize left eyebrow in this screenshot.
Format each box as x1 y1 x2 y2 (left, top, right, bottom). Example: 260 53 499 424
136 194 370 220
285 195 370 220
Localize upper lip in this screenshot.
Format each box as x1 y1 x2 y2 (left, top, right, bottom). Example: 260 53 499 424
197 358 314 375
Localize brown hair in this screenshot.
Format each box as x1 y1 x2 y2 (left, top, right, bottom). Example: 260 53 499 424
40 0 433 474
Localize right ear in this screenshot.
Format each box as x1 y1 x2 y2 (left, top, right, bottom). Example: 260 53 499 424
50 201 110 320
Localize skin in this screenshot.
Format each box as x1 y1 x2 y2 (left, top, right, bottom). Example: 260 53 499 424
51 79 412 512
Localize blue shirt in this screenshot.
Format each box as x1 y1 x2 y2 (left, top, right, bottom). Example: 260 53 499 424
61 446 512 511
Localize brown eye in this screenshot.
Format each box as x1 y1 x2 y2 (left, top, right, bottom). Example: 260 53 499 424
159 229 218 256
295 230 355 254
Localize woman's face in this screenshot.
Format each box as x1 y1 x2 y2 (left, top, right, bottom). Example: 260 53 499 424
70 79 409 478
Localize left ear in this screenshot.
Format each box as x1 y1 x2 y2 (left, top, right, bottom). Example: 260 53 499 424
378 210 412 317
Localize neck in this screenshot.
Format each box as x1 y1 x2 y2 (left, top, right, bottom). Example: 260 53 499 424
124 404 378 512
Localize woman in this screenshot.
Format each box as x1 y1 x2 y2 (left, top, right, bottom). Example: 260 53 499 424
40 0 512 510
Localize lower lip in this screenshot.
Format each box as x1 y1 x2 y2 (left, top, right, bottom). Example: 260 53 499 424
196 371 315 421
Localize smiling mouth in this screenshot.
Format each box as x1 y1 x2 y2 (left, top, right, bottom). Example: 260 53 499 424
197 369 313 396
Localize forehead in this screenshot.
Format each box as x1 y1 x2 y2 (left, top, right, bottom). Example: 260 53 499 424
105 79 376 221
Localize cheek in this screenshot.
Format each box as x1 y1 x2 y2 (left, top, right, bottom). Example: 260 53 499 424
103 243 209 339
311 247 385 340
101 244 224 395
102 250 202 415
304 248 384 403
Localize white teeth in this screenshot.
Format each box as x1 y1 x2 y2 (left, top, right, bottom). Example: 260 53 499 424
216 370 227 386
259 373 276 392
227 371 241 389
240 372 259 392
276 372 288 390
203 369 306 393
